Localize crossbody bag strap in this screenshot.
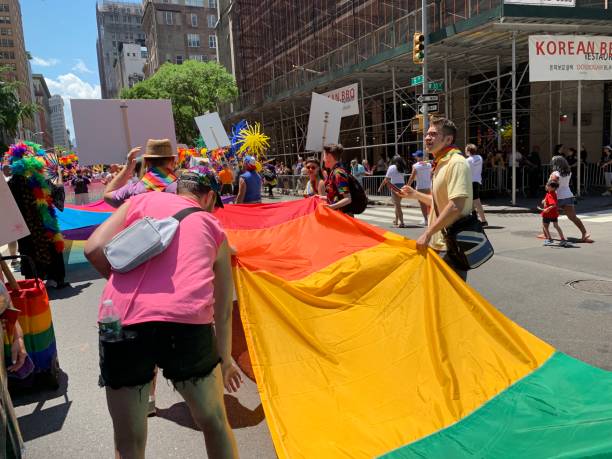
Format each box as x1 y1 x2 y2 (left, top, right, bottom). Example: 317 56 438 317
172 207 205 222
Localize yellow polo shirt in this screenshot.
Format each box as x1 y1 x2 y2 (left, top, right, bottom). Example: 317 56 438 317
429 150 473 251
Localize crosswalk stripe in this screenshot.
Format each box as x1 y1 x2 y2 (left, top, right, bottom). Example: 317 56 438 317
362 208 423 218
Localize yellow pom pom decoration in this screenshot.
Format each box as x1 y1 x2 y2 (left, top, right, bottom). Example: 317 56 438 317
237 122 270 159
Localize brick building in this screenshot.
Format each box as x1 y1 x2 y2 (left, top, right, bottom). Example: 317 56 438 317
142 0 218 77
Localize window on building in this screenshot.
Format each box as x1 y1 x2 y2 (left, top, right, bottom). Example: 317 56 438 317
190 13 198 27
0 50 15 59
208 34 216 49
176 55 183 65
186 0 204 6
208 0 217 8
0 28 11 35
189 54 204 62
207 14 216 28
0 5 9 12
0 15 10 24
187 33 200 48
165 11 173 25
0 38 13 47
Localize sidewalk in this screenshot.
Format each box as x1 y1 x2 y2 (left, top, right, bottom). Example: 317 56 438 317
366 194 612 214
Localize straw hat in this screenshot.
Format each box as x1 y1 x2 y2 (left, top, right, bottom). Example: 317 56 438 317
143 139 175 158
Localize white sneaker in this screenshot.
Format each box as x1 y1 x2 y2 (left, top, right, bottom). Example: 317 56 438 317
419 219 428 226
602 191 611 196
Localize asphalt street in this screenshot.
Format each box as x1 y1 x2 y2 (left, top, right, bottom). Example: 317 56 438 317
8 200 612 458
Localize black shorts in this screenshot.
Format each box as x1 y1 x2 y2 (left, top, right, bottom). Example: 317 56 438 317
472 182 481 200
99 322 220 390
542 217 558 224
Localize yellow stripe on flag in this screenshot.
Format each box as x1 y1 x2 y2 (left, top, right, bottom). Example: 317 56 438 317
234 236 554 458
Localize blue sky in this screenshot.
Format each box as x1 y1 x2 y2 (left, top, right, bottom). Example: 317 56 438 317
22 0 102 137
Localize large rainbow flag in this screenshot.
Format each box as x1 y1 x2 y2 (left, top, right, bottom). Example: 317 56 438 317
58 197 612 457
214 198 612 458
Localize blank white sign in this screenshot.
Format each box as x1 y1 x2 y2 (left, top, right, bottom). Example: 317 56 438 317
195 113 231 149
0 177 29 246
71 99 177 166
305 93 343 152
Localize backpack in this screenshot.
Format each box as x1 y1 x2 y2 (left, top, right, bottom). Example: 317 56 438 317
345 173 368 215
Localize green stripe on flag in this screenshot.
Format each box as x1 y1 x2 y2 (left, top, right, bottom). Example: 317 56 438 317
22 326 55 354
381 352 612 458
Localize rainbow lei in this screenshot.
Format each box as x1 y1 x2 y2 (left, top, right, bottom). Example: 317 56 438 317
141 166 177 191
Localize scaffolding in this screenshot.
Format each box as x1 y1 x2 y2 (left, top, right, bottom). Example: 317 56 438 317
218 0 612 203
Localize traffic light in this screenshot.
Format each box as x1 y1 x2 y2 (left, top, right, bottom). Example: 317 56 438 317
413 33 425 64
411 114 424 133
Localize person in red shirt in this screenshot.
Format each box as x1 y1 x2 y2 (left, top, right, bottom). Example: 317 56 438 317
540 180 567 247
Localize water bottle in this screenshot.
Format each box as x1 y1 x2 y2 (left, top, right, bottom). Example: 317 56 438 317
99 299 122 340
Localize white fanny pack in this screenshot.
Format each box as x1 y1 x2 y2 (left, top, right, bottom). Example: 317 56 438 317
104 207 203 273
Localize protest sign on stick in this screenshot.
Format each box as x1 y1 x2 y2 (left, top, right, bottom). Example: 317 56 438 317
195 113 231 150
305 93 343 152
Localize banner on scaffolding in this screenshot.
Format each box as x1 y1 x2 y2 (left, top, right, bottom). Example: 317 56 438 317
323 83 359 117
529 35 612 82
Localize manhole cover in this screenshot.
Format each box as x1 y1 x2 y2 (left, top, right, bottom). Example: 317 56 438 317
567 280 612 296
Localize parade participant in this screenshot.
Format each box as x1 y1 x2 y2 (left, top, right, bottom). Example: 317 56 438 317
5 144 68 288
549 155 592 242
540 180 567 247
351 159 365 185
263 162 278 198
379 155 407 227
303 157 325 197
599 145 612 196
236 155 262 204
71 168 91 205
85 169 241 459
395 117 473 280
465 144 487 226
407 150 432 226
323 144 352 213
104 139 177 208
218 163 234 195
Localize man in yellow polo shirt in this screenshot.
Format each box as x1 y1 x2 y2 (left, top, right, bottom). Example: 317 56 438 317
397 116 473 280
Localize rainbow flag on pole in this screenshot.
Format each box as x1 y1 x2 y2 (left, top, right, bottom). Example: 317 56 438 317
215 198 612 459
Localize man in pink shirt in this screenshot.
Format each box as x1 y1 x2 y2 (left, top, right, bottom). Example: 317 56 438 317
85 168 242 458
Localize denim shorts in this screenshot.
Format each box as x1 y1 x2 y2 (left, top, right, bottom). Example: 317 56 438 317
99 322 220 390
557 197 575 207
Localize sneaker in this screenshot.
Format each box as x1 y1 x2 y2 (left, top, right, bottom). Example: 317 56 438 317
45 279 58 289
602 191 611 196
543 239 555 246
9 261 20 272
559 240 570 247
419 219 428 226
481 221 489 227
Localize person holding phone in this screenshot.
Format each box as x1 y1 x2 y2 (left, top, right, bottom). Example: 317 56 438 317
378 155 407 227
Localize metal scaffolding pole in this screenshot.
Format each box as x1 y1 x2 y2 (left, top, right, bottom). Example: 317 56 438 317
421 0 429 148
360 78 367 161
497 56 502 151
558 81 562 144
511 31 517 206
549 81 553 155
577 80 582 197
392 67 399 156
442 58 448 117
292 101 299 158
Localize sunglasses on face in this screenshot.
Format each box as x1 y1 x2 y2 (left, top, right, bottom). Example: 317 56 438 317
306 165 317 170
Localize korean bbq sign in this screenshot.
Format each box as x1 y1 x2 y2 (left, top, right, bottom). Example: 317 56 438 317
529 35 612 81
322 83 359 117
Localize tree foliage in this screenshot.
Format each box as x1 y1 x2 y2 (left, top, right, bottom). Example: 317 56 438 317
0 65 38 140
120 60 238 144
